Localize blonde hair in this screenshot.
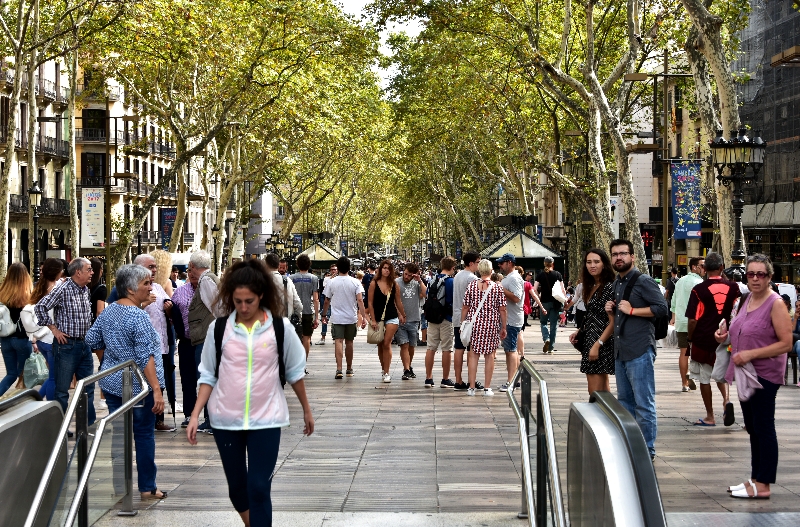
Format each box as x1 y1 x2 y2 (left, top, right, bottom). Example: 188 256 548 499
477 259 493 277
151 250 173 289
0 262 32 308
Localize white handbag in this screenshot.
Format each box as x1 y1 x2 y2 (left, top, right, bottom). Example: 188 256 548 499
460 283 493 348
551 280 567 305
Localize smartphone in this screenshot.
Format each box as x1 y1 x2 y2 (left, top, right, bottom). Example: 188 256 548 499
719 319 727 332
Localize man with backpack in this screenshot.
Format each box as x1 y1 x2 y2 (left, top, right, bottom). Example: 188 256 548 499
423 257 456 388
605 239 669 460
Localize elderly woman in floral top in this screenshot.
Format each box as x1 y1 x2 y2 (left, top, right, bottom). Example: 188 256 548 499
86 264 168 501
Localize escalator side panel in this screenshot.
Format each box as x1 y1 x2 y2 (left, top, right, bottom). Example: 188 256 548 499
0 400 66 527
567 403 646 527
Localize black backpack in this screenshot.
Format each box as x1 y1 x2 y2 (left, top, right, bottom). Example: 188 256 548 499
622 272 670 340
214 316 286 388
423 276 451 324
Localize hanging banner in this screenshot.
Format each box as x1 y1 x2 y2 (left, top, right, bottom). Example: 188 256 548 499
81 188 104 248
671 161 702 239
340 239 348 256
160 207 177 250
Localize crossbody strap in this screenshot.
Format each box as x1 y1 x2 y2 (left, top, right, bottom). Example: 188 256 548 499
471 282 493 321
379 283 392 321
282 276 289 314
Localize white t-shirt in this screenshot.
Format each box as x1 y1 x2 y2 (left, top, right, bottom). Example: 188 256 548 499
452 269 479 327
323 275 364 325
501 269 525 328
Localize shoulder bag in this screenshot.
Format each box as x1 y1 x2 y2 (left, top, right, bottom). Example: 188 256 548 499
460 283 493 348
367 284 392 344
0 303 16 337
283 276 303 337
551 275 567 305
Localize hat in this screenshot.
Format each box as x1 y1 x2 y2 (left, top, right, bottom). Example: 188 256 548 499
496 253 516 264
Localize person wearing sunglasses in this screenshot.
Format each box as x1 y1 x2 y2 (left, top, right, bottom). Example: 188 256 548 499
715 254 792 499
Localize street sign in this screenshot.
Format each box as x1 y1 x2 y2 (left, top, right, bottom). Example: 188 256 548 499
160 208 177 250
81 188 104 248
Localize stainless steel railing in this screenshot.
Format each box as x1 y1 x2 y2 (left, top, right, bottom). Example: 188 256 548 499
507 359 567 527
24 360 149 527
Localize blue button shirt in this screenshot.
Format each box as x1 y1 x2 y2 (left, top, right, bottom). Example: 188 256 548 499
85 303 165 397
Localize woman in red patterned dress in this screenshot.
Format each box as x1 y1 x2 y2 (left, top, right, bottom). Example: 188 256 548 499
460 259 507 396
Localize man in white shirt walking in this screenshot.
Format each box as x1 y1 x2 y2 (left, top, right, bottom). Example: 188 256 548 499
321 257 368 379
498 254 525 392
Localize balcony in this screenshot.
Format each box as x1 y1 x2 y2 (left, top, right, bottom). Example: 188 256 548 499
38 78 56 102
10 194 28 214
75 83 123 101
55 86 70 108
38 135 69 159
139 231 160 244
75 128 126 144
161 186 177 199
78 176 105 188
40 198 69 216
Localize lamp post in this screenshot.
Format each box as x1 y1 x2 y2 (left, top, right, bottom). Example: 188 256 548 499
709 128 766 280
28 181 43 282
211 224 220 274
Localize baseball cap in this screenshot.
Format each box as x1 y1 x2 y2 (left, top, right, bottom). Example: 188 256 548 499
496 253 516 264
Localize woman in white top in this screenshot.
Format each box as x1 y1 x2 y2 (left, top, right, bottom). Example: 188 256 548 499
21 258 64 400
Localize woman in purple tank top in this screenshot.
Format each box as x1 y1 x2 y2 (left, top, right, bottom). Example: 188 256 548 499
715 254 792 499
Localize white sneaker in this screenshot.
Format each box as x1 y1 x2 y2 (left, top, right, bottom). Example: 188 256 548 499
315 339 326 345
383 373 391 383
466 388 476 396
484 388 495 396
97 399 108 409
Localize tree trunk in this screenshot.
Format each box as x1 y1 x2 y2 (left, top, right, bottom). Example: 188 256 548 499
27 34 39 277
67 48 80 258
0 52 25 280
169 160 186 253
586 105 614 250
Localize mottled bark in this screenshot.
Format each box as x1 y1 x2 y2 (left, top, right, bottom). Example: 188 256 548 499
67 50 80 258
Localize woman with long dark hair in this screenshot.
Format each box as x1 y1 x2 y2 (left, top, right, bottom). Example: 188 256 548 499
187 259 313 526
0 263 34 395
569 249 616 394
367 259 406 383
22 258 64 399
88 258 106 320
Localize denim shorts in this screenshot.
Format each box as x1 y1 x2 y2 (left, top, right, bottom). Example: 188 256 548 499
502 325 522 352
395 322 419 346
420 313 428 330
384 317 400 326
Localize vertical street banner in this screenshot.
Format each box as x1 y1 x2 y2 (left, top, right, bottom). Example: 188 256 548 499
160 208 178 250
340 239 348 256
81 188 104 248
671 161 702 239
293 233 303 247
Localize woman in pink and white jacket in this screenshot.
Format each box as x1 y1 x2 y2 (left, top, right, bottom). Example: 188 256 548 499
187 259 314 527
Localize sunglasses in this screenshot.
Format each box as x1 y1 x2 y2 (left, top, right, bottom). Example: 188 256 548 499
745 271 769 280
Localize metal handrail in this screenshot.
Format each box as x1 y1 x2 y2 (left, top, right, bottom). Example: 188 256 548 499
24 360 148 527
0 388 43 413
507 359 567 527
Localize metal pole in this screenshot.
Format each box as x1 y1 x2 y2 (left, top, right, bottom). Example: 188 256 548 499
731 177 746 272
536 394 547 527
105 97 112 270
33 206 40 282
76 391 89 527
119 366 137 516
520 367 532 519
661 50 670 283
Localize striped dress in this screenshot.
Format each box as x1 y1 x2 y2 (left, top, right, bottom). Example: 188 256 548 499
462 279 506 355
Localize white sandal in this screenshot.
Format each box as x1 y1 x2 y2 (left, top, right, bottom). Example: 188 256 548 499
727 479 751 493
730 480 769 499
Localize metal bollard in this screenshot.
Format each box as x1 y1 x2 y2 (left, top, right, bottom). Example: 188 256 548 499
519 367 532 519
119 366 138 516
536 393 547 527
76 391 89 527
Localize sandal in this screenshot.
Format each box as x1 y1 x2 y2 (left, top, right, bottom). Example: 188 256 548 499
727 479 751 493
731 480 769 499
141 490 168 500
723 402 735 427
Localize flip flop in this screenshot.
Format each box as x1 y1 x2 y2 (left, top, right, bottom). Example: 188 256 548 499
141 490 168 500
731 480 769 499
723 402 735 426
693 419 716 427
728 479 752 493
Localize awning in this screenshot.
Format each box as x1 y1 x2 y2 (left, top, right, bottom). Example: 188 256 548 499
481 230 561 259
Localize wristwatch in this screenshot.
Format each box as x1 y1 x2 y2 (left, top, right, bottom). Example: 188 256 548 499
597 339 605 347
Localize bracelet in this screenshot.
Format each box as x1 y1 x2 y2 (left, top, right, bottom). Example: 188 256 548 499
629 306 634 316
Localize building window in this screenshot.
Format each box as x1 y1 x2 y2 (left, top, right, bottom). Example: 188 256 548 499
82 109 106 132
55 171 62 199
39 168 46 197
81 153 105 185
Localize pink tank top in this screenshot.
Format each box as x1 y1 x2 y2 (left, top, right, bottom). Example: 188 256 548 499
726 292 786 385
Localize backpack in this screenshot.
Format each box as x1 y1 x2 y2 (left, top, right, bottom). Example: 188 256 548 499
423 276 451 324
622 272 670 340
213 315 286 388
0 303 16 337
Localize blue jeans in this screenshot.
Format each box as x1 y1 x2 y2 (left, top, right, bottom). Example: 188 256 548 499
54 338 96 425
320 296 330 337
540 301 560 345
615 346 657 456
213 427 281 526
105 391 158 493
0 336 32 395
0 336 33 395
37 341 56 401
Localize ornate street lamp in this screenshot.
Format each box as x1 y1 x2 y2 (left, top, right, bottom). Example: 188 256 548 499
709 127 766 280
28 181 43 282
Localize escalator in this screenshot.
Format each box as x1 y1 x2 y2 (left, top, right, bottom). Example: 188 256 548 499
508 359 667 526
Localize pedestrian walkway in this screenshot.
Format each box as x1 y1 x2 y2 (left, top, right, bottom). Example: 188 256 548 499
6 323 800 525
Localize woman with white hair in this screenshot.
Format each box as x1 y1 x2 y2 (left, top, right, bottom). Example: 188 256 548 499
86 264 168 500
461 259 507 396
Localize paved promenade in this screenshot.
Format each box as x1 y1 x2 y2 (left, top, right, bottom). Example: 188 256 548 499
5 322 800 525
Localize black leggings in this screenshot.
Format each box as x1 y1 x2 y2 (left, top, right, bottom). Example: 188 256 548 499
740 377 781 484
213 427 281 526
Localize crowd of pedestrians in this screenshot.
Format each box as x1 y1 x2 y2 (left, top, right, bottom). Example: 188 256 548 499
1 237 796 519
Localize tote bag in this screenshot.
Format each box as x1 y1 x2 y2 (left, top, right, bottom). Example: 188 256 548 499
367 285 392 344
